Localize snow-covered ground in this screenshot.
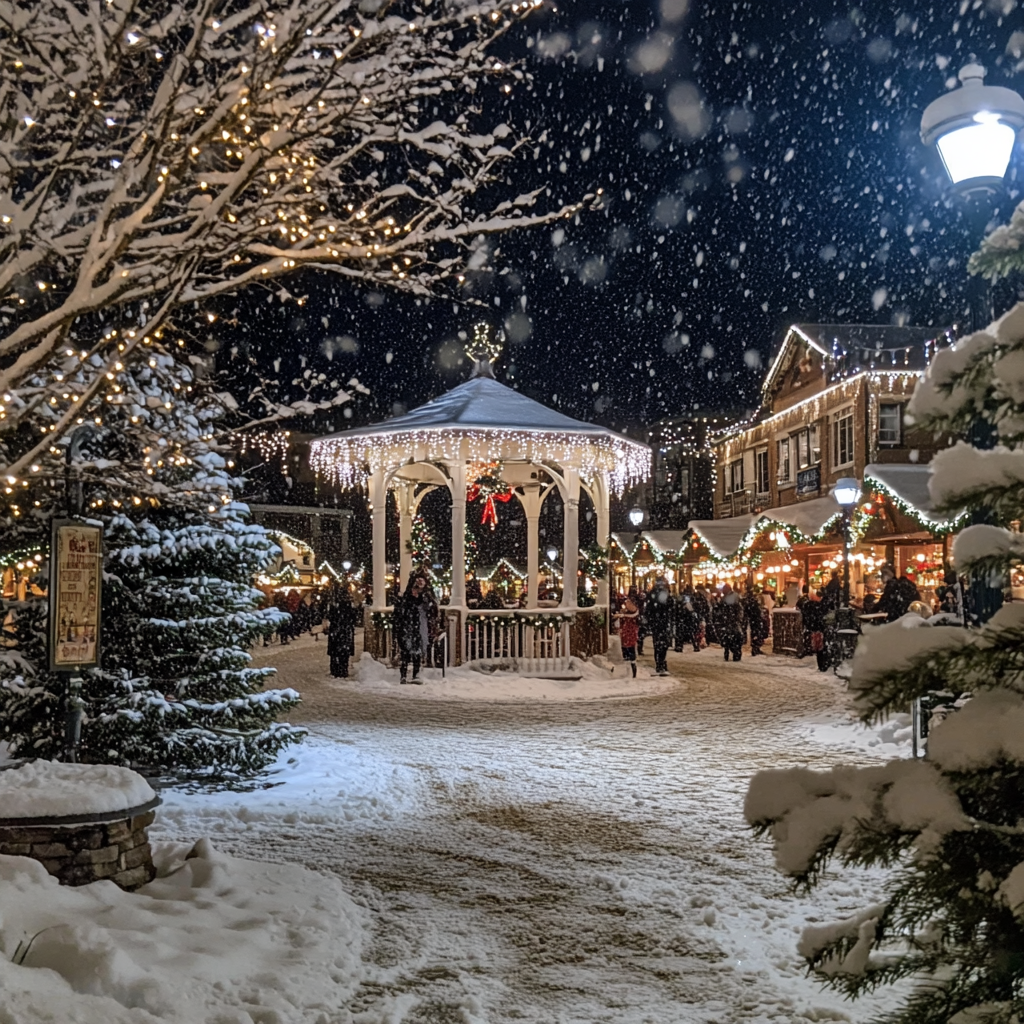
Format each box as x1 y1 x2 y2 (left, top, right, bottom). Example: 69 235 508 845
156 636 908 1023
1 633 911 1023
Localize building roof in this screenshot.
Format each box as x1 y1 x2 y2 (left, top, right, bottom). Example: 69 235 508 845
762 322 952 399
310 376 651 493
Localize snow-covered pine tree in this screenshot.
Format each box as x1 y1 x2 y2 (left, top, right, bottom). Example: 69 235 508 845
741 303 1024 1024
744 304 1024 1024
0 343 303 775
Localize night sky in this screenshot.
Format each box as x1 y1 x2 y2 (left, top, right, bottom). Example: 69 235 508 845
220 0 1024 435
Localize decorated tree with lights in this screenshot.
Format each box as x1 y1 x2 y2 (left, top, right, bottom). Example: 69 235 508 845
406 513 435 568
0 0 593 486
744 304 1024 1024
0 346 302 774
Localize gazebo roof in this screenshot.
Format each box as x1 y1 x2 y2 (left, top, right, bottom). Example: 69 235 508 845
310 376 650 493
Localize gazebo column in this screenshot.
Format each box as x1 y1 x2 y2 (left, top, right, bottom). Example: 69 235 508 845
561 467 581 610
516 483 543 610
595 472 611 612
369 467 388 609
448 461 467 608
396 480 416 589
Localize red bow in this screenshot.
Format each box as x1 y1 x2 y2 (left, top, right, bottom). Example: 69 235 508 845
467 485 513 529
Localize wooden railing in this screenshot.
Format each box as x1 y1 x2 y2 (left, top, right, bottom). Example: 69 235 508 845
364 606 607 669
464 610 571 668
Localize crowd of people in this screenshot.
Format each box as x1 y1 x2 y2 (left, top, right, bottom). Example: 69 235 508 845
612 561 935 676
613 577 775 676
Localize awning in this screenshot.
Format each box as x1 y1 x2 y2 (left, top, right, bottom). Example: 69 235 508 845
764 495 843 538
642 530 691 555
864 463 947 522
688 515 757 560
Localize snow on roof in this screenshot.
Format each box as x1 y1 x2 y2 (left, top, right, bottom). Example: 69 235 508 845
688 515 757 559
310 376 650 494
764 495 842 537
642 530 691 555
317 377 625 439
865 462 960 525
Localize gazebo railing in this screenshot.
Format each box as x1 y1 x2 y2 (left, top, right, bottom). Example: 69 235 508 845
463 610 572 668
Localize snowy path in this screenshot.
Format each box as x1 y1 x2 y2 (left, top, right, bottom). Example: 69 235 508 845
155 639 905 1024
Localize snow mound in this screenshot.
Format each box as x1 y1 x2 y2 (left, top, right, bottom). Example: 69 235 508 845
0 761 155 820
347 652 678 701
0 839 365 1023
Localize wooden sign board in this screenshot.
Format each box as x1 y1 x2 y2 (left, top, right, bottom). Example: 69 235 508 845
48 519 103 671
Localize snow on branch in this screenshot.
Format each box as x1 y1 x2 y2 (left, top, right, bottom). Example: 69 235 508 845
0 0 585 396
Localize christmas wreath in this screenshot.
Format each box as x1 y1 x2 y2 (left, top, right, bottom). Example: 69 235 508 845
467 461 513 529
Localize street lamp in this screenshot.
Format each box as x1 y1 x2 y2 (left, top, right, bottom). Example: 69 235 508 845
628 506 644 528
832 477 861 608
921 60 1024 329
341 559 352 572
921 61 1024 194
545 545 558 563
627 507 644 589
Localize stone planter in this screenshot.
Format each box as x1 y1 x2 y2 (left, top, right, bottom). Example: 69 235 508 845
0 799 160 891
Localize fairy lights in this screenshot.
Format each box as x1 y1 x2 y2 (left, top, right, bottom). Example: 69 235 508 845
310 426 650 496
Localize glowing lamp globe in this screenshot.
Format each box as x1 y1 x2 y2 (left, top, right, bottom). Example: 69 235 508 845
628 506 644 528
546 546 558 563
921 62 1024 193
341 560 352 571
832 478 862 508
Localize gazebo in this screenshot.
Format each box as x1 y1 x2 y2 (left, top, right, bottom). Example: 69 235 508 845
309 352 650 665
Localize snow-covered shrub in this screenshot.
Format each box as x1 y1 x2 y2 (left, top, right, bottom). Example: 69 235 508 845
0 350 303 775
745 305 1024 1024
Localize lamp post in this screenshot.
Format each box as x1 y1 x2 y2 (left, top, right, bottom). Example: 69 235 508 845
627 506 643 589
832 478 861 608
920 59 1024 329
921 60 1022 625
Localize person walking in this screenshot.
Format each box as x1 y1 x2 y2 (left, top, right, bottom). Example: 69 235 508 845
645 576 674 676
692 586 710 649
615 590 640 678
395 574 430 684
326 588 360 678
742 586 767 657
800 591 829 671
821 570 842 612
635 586 648 656
675 585 700 653
718 583 746 662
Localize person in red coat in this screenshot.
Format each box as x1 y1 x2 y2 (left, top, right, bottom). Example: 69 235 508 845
615 589 640 678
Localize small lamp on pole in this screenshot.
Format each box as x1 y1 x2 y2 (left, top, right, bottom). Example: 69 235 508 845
921 59 1024 329
832 478 861 608
628 507 644 589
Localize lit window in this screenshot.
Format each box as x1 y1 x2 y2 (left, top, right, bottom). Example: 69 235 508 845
833 412 854 467
777 437 791 483
755 449 770 495
878 403 902 445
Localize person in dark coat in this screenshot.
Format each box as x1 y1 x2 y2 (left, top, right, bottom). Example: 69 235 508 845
742 587 767 656
645 577 674 676
692 586 710 649
635 587 648 655
394 574 430 684
718 584 746 662
800 592 829 671
821 571 842 612
876 564 920 622
675 585 700 652
327 588 360 678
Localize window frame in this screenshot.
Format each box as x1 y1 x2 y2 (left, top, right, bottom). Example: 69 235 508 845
755 449 770 496
832 409 855 469
728 458 744 495
777 437 792 485
878 402 903 446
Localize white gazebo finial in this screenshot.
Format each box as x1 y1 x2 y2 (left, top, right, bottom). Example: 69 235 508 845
466 322 503 378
